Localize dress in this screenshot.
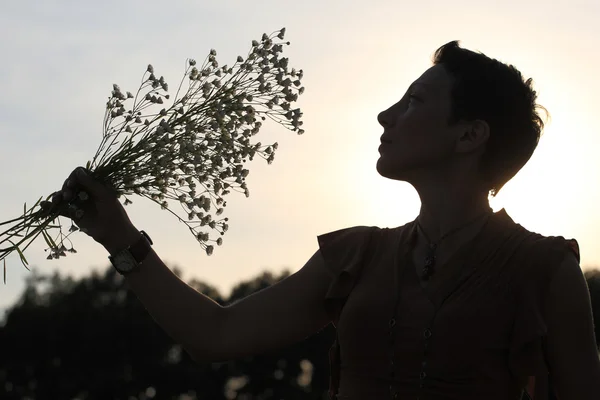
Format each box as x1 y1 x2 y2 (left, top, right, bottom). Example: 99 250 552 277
317 208 580 400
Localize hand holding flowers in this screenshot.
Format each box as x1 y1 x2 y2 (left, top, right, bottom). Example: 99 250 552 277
0 28 304 282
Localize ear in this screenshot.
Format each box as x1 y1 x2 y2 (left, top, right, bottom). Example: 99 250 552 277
456 119 490 154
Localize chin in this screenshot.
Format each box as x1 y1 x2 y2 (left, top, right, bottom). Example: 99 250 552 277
376 157 401 180
376 157 411 182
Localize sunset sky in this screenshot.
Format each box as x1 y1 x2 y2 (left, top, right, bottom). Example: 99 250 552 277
1 0 600 313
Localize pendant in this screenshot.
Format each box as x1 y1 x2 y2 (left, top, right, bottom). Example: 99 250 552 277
422 243 437 281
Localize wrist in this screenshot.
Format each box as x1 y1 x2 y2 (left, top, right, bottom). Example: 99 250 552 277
102 225 142 255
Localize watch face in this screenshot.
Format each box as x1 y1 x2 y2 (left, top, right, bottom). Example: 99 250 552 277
113 251 138 273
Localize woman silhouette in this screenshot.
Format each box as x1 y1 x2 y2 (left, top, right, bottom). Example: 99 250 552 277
44 41 600 399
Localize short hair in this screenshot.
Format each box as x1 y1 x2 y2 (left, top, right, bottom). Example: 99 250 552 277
432 41 547 197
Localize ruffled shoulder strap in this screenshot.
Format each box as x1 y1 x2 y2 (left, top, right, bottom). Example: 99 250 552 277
318 224 406 400
317 225 378 326
508 233 580 400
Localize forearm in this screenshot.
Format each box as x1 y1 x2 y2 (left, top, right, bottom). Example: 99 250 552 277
103 229 225 362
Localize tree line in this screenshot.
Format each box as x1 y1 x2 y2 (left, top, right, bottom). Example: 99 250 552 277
1 265 598 400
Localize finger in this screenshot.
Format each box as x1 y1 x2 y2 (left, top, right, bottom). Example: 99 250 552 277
40 201 52 215
51 191 63 210
66 203 83 221
43 191 72 216
62 173 82 203
70 167 111 199
62 189 73 202
40 199 69 219
61 178 76 194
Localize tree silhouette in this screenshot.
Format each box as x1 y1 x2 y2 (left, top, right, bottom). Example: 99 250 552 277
0 266 334 400
220 271 333 400
0 265 597 400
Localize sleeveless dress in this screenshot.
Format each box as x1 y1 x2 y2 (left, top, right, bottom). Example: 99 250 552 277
317 208 580 400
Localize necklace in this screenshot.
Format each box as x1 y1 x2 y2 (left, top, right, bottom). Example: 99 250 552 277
416 209 494 281
387 208 494 399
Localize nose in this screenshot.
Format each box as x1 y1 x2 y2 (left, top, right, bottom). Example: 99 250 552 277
377 107 392 129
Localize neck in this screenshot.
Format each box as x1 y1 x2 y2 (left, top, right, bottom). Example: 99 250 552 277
414 179 492 244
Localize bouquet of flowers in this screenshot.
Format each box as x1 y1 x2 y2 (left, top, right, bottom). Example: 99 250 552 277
0 28 304 283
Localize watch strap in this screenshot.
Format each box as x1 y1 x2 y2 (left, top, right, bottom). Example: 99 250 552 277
129 230 153 264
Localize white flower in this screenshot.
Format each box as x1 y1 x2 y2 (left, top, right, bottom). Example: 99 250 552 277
202 198 211 212
5 30 307 267
196 232 209 243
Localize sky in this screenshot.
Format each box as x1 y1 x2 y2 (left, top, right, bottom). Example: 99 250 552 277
1 0 600 313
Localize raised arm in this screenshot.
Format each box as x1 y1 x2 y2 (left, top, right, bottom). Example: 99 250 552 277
218 249 333 360
41 166 334 364
108 226 333 362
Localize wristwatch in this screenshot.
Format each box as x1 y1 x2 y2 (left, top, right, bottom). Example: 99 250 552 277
108 230 153 275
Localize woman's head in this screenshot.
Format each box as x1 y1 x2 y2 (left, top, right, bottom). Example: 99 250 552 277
376 41 546 197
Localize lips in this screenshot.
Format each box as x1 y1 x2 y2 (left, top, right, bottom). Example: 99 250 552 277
380 137 392 144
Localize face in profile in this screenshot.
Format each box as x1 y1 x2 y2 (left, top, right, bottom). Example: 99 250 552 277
376 64 465 184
